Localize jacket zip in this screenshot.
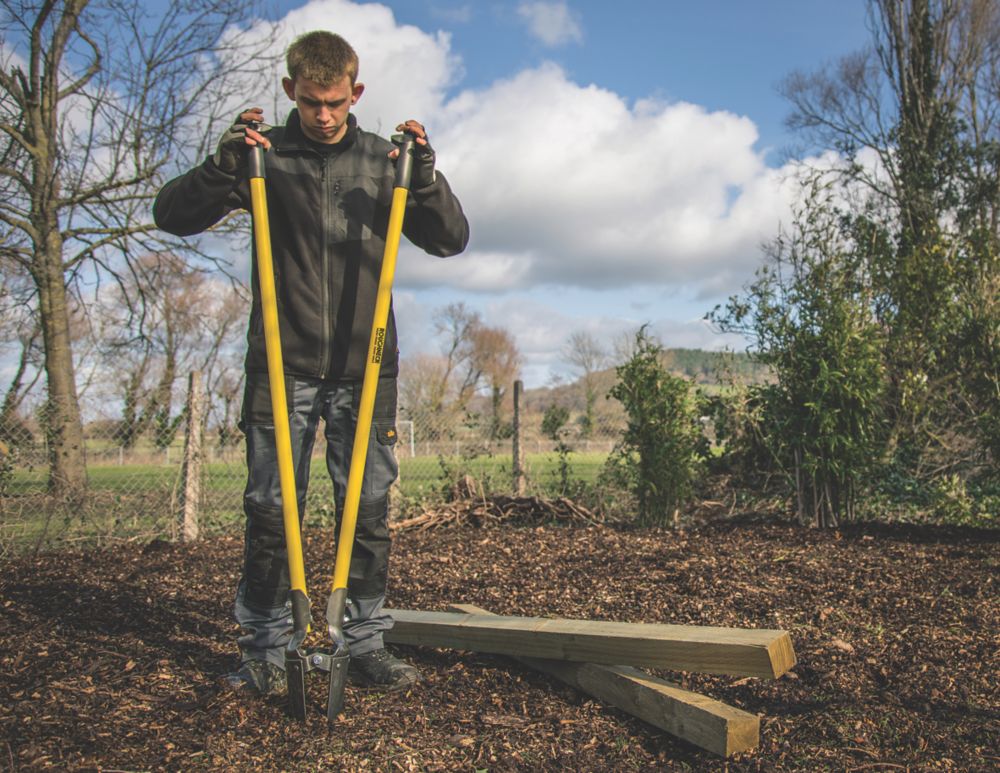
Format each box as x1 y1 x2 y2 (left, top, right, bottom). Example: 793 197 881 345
319 156 331 379
228 114 464 381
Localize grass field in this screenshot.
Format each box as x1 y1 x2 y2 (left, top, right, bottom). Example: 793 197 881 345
7 450 610 495
1 451 611 550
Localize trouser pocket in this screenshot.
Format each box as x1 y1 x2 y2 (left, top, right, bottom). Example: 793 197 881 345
371 377 398 445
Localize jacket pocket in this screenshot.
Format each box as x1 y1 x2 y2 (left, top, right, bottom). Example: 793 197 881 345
249 304 264 337
339 175 382 242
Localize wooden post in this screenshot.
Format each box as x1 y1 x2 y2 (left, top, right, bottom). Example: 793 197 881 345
449 604 759 757
389 442 402 520
512 379 525 495
384 608 796 679
180 370 203 542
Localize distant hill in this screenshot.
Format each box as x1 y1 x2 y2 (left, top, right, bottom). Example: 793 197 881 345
522 348 770 414
657 347 770 385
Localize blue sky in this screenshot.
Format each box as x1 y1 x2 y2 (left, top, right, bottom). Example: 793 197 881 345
233 1 875 386
390 1 873 157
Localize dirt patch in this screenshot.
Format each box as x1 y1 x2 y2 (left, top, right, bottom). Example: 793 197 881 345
1 513 997 771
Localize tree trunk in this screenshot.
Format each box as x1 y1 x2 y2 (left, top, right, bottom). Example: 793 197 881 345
35 236 87 498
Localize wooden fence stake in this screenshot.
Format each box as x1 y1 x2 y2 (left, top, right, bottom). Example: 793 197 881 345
385 608 796 679
512 379 525 495
448 604 759 757
179 370 203 542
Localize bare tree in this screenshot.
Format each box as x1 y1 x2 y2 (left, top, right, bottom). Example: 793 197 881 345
96 253 246 450
783 0 1000 243
469 324 521 440
0 0 277 496
781 0 1000 457
209 366 245 450
197 284 247 451
0 273 42 442
611 327 643 366
194 285 248 455
398 353 454 441
397 304 482 443
563 330 608 438
431 302 483 411
400 304 523 441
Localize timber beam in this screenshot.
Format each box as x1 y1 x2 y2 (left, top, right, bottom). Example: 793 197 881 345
385 608 796 679
448 604 760 757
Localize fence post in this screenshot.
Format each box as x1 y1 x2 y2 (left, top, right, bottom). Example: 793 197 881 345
390 441 402 520
180 370 203 542
512 379 525 495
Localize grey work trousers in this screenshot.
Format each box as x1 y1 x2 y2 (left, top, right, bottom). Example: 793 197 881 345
234 372 399 668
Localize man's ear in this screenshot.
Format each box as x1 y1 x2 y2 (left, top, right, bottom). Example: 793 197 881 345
282 77 296 101
351 82 365 105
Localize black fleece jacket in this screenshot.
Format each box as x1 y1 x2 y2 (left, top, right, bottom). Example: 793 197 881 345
153 111 469 381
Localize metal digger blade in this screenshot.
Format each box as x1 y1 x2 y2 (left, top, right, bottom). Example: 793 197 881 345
284 588 314 720
326 650 350 721
285 647 309 721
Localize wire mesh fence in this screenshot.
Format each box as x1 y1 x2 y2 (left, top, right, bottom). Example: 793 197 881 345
0 376 628 553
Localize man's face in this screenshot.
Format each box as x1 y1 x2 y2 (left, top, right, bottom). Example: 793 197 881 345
282 75 364 144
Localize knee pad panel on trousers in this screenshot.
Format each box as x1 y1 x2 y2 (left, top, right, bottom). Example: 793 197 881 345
348 496 390 599
243 502 290 609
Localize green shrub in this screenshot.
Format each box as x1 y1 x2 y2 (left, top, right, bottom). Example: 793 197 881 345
603 326 704 526
712 187 887 526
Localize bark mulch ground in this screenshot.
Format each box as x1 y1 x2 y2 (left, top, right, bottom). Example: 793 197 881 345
0 509 997 771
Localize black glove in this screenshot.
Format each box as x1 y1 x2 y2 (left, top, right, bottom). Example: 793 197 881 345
410 138 437 189
213 112 270 174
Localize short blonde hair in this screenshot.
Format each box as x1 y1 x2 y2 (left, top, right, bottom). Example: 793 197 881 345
286 31 359 85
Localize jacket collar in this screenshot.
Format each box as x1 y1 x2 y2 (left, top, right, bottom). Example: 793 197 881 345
278 110 359 151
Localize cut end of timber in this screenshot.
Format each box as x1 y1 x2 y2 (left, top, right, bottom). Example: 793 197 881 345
767 631 798 679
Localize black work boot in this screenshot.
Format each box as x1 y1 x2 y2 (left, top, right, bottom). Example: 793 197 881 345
348 648 421 690
223 659 287 697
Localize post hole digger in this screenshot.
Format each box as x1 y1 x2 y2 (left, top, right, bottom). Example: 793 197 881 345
247 131 419 722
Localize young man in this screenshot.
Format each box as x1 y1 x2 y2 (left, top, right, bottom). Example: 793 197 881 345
154 31 469 696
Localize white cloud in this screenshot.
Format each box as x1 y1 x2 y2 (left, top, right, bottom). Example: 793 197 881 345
517 1 583 47
211 0 821 385
399 63 803 298
228 1 801 304
228 0 459 133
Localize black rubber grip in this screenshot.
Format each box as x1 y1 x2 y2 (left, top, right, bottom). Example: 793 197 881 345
290 588 311 634
391 133 416 189
249 143 265 179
